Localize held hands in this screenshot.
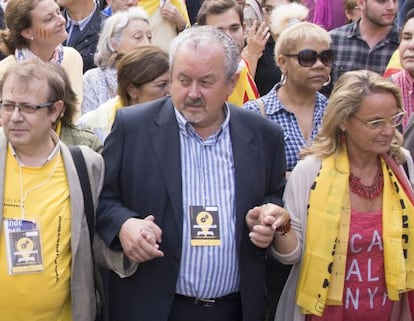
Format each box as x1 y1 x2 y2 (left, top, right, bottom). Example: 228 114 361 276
119 215 164 263
246 203 290 248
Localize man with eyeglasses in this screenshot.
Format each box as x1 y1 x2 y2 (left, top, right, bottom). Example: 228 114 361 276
0 60 129 321
326 0 399 97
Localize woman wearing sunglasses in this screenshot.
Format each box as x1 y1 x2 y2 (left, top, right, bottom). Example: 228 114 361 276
273 69 414 321
243 21 332 176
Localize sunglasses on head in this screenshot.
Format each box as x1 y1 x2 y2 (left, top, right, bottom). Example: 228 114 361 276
284 49 334 67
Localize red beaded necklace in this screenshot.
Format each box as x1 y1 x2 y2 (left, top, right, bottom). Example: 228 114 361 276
349 165 384 200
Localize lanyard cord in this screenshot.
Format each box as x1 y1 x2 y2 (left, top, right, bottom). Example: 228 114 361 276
19 154 60 220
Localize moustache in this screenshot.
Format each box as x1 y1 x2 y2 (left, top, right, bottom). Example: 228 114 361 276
184 98 205 107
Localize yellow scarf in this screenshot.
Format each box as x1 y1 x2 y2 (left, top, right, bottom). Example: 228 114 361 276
296 146 414 316
109 96 123 126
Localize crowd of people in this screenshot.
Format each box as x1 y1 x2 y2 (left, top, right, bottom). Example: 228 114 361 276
0 0 413 321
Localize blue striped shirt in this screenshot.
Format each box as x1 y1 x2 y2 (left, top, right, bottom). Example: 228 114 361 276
174 105 239 298
243 83 327 171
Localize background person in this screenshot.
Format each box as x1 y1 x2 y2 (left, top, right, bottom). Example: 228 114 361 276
51 63 103 153
196 0 261 106
57 0 106 73
390 8 414 129
81 7 151 114
0 0 83 121
327 0 399 97
275 69 414 321
244 21 331 175
102 0 138 16
78 44 170 143
139 0 190 53
254 0 306 96
344 0 362 23
312 0 347 31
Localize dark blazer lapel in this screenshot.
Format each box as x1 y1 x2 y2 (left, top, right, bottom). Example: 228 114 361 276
149 100 184 235
229 108 260 247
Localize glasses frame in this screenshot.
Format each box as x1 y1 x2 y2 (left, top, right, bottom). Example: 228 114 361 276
351 111 406 130
284 49 334 67
0 100 56 115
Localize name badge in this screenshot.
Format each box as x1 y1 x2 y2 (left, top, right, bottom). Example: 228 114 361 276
190 205 220 246
4 219 44 275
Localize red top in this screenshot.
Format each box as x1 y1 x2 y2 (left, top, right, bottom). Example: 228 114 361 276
307 208 392 321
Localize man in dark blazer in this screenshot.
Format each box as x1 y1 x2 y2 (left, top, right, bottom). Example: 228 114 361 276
58 0 106 73
96 25 297 321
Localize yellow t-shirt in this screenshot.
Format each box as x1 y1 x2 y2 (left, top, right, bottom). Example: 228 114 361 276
0 147 72 321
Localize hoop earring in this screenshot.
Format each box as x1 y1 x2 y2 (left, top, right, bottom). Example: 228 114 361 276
280 73 287 86
323 75 331 87
340 130 346 144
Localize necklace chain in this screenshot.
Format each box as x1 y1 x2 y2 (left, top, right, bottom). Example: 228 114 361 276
349 166 384 200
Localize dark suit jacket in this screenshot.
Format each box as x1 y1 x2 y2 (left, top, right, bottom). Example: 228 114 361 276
96 96 286 321
62 7 105 73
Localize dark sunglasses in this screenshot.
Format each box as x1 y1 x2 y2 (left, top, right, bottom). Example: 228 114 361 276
284 49 334 67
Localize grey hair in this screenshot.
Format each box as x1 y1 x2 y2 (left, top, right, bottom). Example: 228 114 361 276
169 25 240 80
94 6 149 68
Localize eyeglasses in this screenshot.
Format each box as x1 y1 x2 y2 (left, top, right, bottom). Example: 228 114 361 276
284 49 334 67
351 111 405 130
0 100 55 115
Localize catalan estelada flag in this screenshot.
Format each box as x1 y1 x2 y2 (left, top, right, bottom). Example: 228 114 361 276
384 49 402 78
228 58 259 107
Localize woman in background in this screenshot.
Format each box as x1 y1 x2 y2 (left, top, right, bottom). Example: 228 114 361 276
51 63 103 153
78 45 170 143
0 0 83 120
244 20 331 175
82 7 151 114
390 9 414 129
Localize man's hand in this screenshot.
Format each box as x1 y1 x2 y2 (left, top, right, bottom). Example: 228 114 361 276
119 215 164 263
245 203 290 248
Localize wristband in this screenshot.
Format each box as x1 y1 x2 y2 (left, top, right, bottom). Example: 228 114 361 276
276 219 291 236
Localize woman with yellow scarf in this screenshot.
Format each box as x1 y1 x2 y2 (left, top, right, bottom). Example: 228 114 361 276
273 70 414 321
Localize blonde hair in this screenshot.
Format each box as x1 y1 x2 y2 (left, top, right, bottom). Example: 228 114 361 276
270 2 309 40
301 70 405 163
274 21 331 67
